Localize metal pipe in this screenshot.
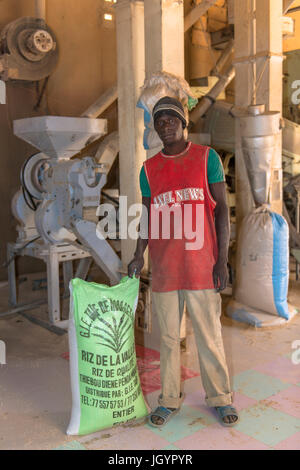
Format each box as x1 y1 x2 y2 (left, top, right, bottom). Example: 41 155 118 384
287 6 300 14
35 0 46 20
211 39 234 76
189 64 235 130
250 0 256 105
0 298 47 318
212 100 246 117
81 85 118 119
94 130 119 170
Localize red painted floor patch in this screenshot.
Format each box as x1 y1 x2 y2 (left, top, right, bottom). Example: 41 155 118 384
135 345 199 394
61 345 199 395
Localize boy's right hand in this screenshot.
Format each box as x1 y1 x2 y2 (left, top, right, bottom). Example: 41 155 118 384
128 256 144 278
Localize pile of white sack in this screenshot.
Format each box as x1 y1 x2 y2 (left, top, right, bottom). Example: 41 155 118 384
137 71 197 149
234 206 290 320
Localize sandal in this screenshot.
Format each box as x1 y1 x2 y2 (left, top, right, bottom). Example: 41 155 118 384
215 405 239 427
148 406 179 428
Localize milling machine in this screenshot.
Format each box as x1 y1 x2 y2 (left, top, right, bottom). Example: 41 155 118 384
8 116 122 328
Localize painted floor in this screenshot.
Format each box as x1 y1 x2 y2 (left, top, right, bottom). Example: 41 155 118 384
57 345 300 451
0 272 300 450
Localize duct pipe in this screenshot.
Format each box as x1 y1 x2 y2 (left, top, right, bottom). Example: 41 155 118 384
189 64 235 131
35 0 46 20
286 6 300 14
81 85 118 119
212 100 246 117
211 39 234 76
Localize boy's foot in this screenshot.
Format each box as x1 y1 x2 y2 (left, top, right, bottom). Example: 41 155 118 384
148 406 179 427
215 405 239 427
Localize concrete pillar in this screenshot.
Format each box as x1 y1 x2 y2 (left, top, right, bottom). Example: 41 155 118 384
234 0 283 229
115 0 146 267
234 0 256 229
144 0 185 79
255 0 283 215
144 0 185 161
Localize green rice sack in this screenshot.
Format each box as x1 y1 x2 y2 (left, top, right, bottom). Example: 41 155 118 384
67 276 148 436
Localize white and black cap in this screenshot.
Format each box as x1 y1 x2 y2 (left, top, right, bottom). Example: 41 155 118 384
153 96 187 129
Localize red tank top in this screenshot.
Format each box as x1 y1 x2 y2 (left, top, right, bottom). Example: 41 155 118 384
143 142 218 292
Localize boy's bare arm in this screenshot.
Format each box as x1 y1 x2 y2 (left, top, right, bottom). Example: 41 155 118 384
128 196 150 277
209 182 230 291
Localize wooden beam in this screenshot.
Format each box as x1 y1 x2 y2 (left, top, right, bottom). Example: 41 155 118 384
184 0 218 32
283 0 296 15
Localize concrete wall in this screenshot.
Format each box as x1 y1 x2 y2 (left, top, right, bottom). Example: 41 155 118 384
0 0 117 281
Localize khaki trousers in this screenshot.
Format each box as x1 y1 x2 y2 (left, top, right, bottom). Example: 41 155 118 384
152 289 233 409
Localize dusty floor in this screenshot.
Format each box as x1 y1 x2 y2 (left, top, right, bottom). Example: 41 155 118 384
0 264 299 450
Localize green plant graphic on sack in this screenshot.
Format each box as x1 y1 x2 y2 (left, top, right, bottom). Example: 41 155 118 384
80 302 134 354
67 276 148 436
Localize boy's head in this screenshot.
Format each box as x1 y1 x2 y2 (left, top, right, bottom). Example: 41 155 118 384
153 96 187 146
153 96 187 129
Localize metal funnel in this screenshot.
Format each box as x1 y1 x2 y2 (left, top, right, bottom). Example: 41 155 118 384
13 116 107 159
239 105 281 206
